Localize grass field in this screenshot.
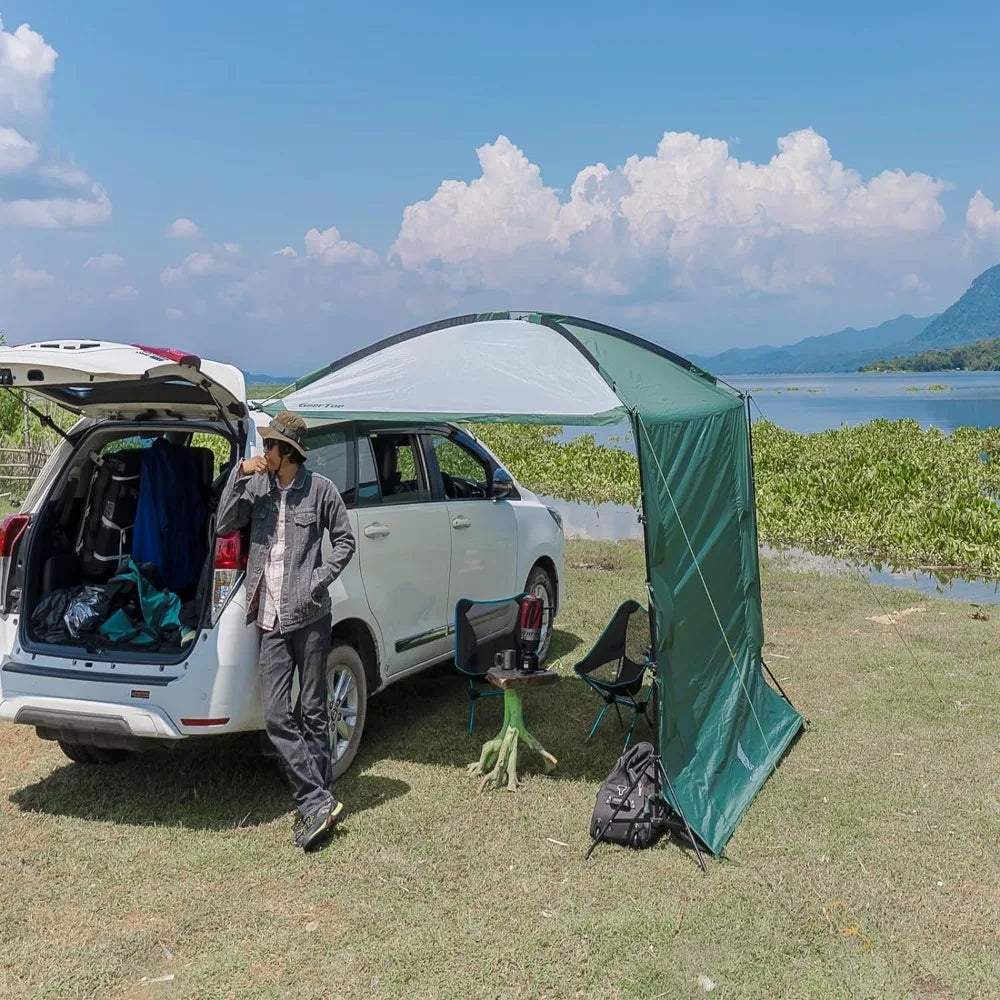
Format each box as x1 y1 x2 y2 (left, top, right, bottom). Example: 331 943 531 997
1 539 998 999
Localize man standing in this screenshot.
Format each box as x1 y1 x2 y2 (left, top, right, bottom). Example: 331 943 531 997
217 411 356 851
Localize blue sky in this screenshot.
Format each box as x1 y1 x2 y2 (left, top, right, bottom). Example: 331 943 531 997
1 2 999 373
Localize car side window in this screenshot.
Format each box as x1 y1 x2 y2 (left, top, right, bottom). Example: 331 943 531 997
357 436 381 506
431 435 490 500
361 432 431 506
307 426 355 505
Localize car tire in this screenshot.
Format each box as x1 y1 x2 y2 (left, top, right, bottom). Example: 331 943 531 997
326 641 369 782
57 740 131 765
524 564 557 662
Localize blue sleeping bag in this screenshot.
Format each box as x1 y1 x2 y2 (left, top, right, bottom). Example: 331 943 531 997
132 438 209 594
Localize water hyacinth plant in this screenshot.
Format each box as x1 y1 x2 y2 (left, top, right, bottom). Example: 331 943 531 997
474 419 1000 578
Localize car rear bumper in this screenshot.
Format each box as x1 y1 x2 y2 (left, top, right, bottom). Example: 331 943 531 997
0 691 183 748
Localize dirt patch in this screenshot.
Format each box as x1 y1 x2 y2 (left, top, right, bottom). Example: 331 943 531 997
568 558 619 572
866 606 924 626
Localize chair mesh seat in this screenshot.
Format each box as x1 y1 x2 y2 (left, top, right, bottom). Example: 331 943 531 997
574 600 654 750
453 595 525 732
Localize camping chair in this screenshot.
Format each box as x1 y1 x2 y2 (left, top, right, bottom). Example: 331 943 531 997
574 600 654 751
453 594 524 733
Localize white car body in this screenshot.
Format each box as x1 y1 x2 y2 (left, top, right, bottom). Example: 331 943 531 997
0 341 565 774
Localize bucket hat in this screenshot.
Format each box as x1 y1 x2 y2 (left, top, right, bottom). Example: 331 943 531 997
261 411 308 459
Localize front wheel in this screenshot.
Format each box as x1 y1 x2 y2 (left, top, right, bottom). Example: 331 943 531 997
524 564 557 663
326 641 369 782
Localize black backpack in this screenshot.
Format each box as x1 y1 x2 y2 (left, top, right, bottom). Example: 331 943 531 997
589 741 668 849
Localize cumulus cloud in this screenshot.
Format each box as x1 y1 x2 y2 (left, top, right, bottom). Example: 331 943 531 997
965 190 1000 241
392 130 950 297
0 16 57 118
304 225 379 265
166 217 200 239
273 245 297 257
10 254 54 286
84 252 125 271
901 272 929 293
0 125 36 172
161 242 243 285
0 18 110 229
108 284 138 301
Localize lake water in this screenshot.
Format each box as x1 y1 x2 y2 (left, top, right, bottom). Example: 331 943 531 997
730 371 1000 434
550 370 1000 604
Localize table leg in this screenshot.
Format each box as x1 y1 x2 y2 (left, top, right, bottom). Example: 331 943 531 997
467 688 558 791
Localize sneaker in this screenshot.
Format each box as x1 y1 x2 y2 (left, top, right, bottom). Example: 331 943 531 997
300 798 345 852
292 811 312 848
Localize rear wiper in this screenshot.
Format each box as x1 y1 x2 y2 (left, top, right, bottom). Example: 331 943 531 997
2 387 72 445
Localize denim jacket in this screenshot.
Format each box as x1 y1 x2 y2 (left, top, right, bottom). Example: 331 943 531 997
216 464 356 631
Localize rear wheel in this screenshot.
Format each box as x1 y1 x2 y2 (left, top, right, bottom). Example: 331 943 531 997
57 741 132 765
326 641 369 782
524 564 557 663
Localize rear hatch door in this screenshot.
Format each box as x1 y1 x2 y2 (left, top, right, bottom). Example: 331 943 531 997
0 341 247 421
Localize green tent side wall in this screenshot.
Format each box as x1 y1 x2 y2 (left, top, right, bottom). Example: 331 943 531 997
637 408 803 853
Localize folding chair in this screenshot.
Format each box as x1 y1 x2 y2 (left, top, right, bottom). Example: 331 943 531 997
453 594 524 733
574 600 654 751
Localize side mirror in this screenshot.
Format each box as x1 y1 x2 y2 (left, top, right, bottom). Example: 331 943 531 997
489 468 514 500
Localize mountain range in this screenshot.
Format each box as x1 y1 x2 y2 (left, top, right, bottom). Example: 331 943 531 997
691 263 1000 374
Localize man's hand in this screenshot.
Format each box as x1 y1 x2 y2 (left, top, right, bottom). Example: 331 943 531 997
239 455 268 476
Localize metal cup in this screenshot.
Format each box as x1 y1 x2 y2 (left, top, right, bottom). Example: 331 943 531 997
493 648 517 671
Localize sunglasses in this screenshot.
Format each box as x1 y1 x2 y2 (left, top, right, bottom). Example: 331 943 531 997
262 439 281 451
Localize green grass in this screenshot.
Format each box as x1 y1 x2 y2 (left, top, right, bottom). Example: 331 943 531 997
1 539 997 998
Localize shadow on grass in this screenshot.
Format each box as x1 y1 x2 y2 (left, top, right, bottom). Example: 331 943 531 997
358 627 646 784
9 624 636 827
10 737 409 831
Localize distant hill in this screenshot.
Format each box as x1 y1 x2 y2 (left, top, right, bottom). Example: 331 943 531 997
690 314 933 374
905 264 1000 349
242 371 296 385
693 262 1000 374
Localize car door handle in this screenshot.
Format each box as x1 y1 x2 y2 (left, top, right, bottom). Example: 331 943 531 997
363 523 391 538
451 516 471 530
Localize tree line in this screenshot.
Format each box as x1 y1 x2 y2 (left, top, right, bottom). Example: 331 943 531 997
860 336 1000 372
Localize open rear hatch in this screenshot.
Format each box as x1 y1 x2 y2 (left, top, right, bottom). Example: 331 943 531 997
0 341 247 421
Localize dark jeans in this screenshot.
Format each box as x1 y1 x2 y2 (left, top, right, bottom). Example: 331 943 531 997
258 613 333 817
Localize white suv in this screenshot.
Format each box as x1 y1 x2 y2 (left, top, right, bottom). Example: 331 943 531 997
0 341 565 778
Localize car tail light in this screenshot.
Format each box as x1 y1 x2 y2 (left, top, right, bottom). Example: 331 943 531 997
211 531 246 624
0 514 30 558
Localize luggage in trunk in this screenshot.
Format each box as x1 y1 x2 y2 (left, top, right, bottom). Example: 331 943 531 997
75 450 142 581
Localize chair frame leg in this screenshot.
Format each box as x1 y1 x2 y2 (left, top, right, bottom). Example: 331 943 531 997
588 702 611 740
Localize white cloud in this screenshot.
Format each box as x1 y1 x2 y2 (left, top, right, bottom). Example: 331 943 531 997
274 245 297 257
0 16 57 118
392 130 950 297
161 243 243 285
0 19 110 230
165 217 200 239
0 125 36 173
965 190 1000 241
10 254 54 286
84 252 125 271
0 185 111 228
165 307 185 320
108 284 138 301
901 272 929 293
304 225 379 265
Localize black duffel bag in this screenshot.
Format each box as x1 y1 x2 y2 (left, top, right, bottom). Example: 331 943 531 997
589 741 668 849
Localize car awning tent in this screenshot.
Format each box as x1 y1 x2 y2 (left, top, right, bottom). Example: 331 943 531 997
269 311 804 855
